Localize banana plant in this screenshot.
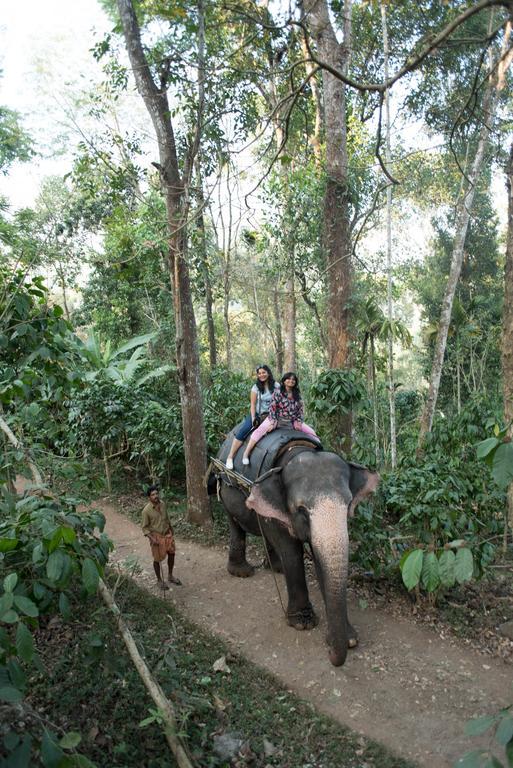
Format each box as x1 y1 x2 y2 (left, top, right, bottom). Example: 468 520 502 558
73 331 174 385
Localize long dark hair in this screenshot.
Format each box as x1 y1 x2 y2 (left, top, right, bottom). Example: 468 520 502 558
280 371 301 401
255 364 275 393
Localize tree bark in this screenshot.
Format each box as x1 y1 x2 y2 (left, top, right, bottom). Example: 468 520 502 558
273 285 284 371
381 2 397 469
418 80 499 447
502 141 513 541
117 0 211 525
283 275 297 371
302 0 352 371
0 414 43 487
195 159 217 371
300 31 322 167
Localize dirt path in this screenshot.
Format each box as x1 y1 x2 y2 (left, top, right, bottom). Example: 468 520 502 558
103 501 511 768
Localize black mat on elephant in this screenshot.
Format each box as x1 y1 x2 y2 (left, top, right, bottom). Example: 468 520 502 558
217 422 322 484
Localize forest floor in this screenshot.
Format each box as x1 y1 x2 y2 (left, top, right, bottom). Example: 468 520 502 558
101 495 513 768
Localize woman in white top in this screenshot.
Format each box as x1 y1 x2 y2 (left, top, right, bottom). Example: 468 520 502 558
226 364 277 469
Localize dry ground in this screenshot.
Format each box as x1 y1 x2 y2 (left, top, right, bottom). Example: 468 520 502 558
102 499 513 768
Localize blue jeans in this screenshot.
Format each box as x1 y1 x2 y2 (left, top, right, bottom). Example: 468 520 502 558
234 413 254 441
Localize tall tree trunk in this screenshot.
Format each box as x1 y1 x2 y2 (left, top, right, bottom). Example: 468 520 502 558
381 2 397 469
283 274 296 371
502 141 513 544
117 0 211 525
418 84 498 447
302 0 351 369
223 174 232 371
370 337 379 466
273 285 284 372
300 31 322 167
303 0 352 445
418 20 511 447
195 164 217 372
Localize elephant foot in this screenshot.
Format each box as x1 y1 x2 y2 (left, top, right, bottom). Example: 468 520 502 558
227 561 255 578
347 622 358 648
286 606 318 631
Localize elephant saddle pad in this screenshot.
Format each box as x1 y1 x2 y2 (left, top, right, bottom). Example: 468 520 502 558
222 424 322 485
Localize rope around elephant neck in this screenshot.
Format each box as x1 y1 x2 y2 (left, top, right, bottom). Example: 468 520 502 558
255 511 288 617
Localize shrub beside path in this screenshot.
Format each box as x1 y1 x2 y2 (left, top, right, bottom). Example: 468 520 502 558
103 501 511 768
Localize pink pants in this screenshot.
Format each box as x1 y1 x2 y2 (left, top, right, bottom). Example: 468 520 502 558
250 418 320 445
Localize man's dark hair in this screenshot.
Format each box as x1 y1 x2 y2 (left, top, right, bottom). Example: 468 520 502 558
147 484 159 497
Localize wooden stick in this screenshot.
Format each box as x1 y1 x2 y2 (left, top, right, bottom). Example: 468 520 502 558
0 413 43 487
98 578 195 768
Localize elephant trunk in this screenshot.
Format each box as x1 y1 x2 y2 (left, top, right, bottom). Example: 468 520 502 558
309 495 350 667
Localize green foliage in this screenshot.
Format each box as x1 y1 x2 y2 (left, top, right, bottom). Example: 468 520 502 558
0 106 33 173
400 543 474 594
353 397 505 594
0 489 111 766
308 369 366 450
127 399 184 481
476 422 513 490
202 367 249 452
0 272 80 409
456 701 513 768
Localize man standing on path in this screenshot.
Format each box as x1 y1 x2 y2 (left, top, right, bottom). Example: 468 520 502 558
141 485 182 591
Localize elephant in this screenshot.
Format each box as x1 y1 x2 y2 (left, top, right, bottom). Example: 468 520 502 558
212 430 379 666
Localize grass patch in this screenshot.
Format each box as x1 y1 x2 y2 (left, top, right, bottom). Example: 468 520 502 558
17 573 416 768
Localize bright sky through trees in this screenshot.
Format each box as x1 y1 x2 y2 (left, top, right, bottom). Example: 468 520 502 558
0 0 109 207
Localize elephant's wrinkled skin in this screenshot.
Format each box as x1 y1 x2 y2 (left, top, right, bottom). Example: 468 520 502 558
214 440 379 666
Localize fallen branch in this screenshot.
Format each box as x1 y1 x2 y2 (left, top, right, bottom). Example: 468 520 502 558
98 578 194 768
0 413 44 487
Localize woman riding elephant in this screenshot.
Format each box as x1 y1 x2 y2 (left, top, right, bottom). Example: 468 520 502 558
241 371 320 465
226 364 278 470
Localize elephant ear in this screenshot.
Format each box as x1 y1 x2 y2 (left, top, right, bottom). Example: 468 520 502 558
347 462 380 518
245 468 293 535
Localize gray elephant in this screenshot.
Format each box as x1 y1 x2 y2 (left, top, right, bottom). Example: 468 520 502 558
212 429 379 666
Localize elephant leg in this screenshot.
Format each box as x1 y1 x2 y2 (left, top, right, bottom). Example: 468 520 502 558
268 535 317 630
261 542 283 573
226 514 255 578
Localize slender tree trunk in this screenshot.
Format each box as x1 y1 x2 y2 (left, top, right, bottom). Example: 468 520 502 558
57 264 71 322
283 275 296 371
117 0 210 525
273 285 284 371
381 2 396 469
419 20 511 447
0 414 43 487
195 160 217 371
300 32 322 167
502 141 513 545
418 83 498 447
272 114 296 371
370 337 379 466
98 579 194 768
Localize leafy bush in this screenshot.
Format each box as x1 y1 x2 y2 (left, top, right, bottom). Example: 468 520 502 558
202 367 249 452
457 704 513 767
350 397 506 595
308 369 366 451
0 488 112 765
127 399 183 482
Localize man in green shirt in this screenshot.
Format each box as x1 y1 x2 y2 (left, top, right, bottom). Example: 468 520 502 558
141 485 182 590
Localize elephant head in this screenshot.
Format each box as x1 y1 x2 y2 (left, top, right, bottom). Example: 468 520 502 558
246 450 379 666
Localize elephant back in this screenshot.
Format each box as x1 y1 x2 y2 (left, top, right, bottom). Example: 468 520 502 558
216 424 322 485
